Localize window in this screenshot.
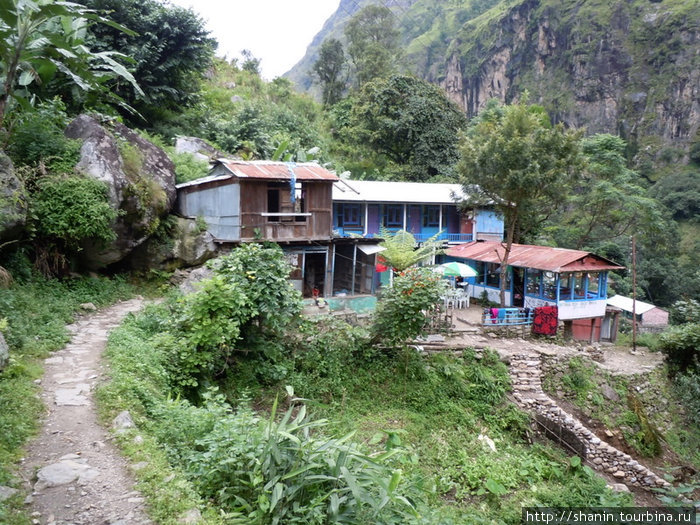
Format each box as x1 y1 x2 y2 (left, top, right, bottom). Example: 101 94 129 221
573 272 586 298
485 263 510 288
423 206 440 227
543 272 557 300
383 205 403 228
587 272 600 297
559 273 573 300
526 270 541 295
486 263 500 287
267 188 280 222
343 204 361 226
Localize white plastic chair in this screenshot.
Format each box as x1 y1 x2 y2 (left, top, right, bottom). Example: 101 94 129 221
455 286 470 309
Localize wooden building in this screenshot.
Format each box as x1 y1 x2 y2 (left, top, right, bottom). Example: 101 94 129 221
446 241 625 342
177 160 339 297
177 160 337 243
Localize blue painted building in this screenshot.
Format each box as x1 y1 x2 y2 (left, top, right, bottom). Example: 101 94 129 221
446 241 625 341
332 180 503 243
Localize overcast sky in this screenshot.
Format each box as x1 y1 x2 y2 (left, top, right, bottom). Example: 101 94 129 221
168 0 341 79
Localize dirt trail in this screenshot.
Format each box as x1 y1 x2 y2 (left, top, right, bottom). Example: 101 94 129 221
20 298 149 525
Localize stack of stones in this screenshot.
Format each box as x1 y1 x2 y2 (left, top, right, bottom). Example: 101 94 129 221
507 353 670 491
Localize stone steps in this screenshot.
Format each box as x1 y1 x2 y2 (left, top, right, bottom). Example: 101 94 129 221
505 352 670 491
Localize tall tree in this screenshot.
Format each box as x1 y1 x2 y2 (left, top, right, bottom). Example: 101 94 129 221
340 75 467 181
458 100 583 306
0 0 141 129
344 5 401 86
78 0 215 119
313 38 346 106
547 134 665 250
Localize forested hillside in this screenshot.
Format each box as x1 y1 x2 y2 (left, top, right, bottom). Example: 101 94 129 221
1 1 699 523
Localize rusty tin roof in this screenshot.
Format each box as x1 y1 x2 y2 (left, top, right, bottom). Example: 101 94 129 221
218 159 338 182
445 241 625 273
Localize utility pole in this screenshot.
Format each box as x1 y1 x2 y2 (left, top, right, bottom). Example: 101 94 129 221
631 235 637 353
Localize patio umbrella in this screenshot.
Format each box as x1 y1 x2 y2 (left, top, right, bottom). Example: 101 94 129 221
433 262 478 278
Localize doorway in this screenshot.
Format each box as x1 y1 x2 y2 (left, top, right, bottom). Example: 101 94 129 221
303 252 327 297
512 267 525 307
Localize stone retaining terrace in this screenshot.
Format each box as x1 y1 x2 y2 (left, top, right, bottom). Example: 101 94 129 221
506 352 670 491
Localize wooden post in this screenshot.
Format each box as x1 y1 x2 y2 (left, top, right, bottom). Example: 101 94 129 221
351 244 357 295
632 236 637 353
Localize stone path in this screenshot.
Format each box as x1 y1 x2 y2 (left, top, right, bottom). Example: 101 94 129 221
20 298 150 525
506 351 670 492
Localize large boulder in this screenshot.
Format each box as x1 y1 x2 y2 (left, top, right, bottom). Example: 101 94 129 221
0 152 27 241
174 136 229 162
65 115 177 267
125 216 218 270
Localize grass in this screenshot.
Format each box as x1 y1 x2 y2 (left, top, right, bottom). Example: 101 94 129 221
0 270 139 524
98 303 633 524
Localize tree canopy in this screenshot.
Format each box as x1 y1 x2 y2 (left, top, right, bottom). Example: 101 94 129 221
335 75 467 181
345 5 401 86
78 0 216 120
458 100 583 305
0 0 142 129
546 134 665 250
313 38 346 106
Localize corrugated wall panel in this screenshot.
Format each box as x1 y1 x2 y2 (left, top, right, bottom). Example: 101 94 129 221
180 184 241 241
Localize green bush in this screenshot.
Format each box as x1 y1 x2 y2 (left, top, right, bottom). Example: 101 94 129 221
670 298 700 325
5 99 80 172
673 372 700 427
165 243 302 390
372 266 443 346
181 394 418 524
171 151 210 184
32 176 118 249
659 323 700 373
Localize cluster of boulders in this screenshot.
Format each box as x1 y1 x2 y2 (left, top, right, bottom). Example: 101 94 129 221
0 115 220 270
507 353 670 491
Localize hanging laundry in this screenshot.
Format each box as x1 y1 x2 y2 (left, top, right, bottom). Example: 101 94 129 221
286 162 297 203
532 306 558 335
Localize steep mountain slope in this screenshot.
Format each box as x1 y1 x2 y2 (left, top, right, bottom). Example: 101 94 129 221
287 0 699 164
284 0 421 93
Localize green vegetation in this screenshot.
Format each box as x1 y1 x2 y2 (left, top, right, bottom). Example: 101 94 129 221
542 356 700 467
0 0 141 128
94 246 633 523
0 266 134 524
78 0 216 124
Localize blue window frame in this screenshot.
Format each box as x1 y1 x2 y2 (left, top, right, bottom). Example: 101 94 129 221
423 206 440 227
525 270 607 301
383 205 403 228
343 204 362 226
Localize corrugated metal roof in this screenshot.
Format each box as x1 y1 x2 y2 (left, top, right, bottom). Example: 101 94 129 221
607 295 660 315
176 160 339 189
333 179 467 204
175 173 231 189
220 160 338 181
446 241 625 273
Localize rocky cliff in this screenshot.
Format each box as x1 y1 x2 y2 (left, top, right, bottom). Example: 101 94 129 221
288 0 699 165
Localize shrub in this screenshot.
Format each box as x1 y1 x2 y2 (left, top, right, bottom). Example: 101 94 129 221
673 372 700 427
670 298 700 325
371 266 443 347
182 394 419 524
171 152 210 184
166 243 302 389
658 323 700 373
31 176 118 249
5 99 79 172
